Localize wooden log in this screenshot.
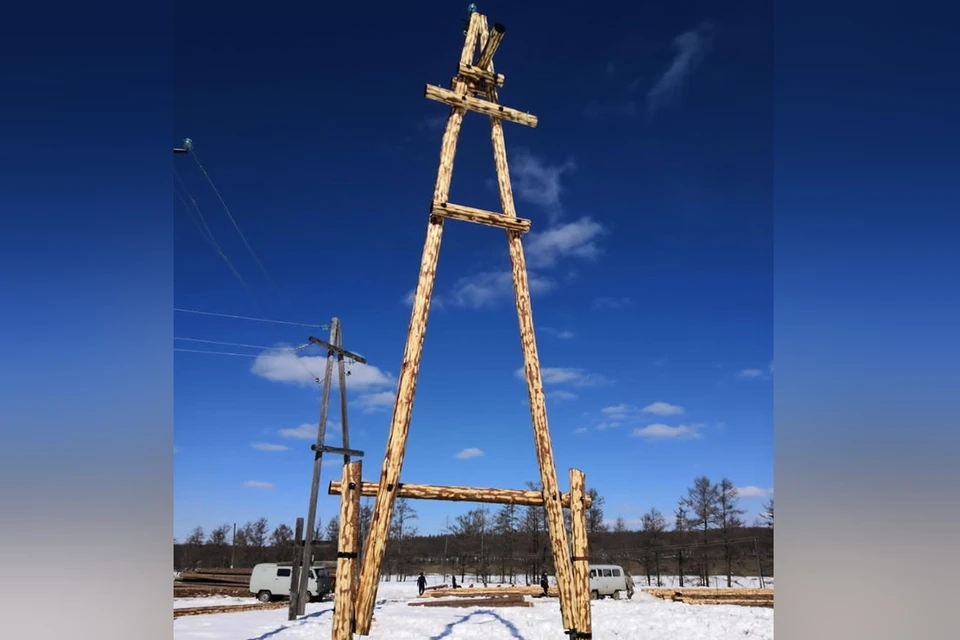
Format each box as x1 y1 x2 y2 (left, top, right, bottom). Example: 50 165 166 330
422 586 558 598
569 469 592 638
424 84 538 128
430 201 531 233
643 588 774 598
410 596 532 608
352 12 484 638
458 63 504 88
475 23 505 69
328 479 591 509
332 461 361 640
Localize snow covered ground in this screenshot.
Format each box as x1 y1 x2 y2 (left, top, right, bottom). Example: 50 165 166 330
174 574 773 639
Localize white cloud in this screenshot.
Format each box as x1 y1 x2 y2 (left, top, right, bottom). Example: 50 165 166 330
402 288 446 310
445 270 556 309
736 485 774 498
251 442 289 452
737 368 765 379
278 423 324 440
526 218 605 268
357 391 395 413
547 390 578 401
642 401 685 416
515 366 610 387
601 403 636 418
541 327 575 339
592 296 631 310
509 148 576 219
454 447 484 460
573 427 589 434
647 22 715 113
632 423 705 440
251 351 394 390
243 481 274 489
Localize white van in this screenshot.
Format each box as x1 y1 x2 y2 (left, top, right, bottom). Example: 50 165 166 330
588 564 629 600
249 563 334 603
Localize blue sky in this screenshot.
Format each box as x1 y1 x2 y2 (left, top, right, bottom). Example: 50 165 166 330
173 0 772 541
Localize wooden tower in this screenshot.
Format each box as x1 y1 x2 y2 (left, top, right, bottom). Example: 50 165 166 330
330 9 593 639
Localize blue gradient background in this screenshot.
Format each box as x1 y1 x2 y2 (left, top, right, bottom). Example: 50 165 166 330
1 1 957 640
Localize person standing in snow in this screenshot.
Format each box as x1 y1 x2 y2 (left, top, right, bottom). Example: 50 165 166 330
540 572 549 597
417 572 427 596
623 569 635 599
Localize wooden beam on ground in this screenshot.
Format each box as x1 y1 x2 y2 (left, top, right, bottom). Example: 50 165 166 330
332 461 361 640
352 12 484 638
458 63 504 88
475 23 505 69
423 586 558 598
430 201 531 233
328 479 591 508
569 469 592 638
424 84 538 128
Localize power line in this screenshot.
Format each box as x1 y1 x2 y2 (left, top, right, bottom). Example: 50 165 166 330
174 348 259 358
174 307 330 329
173 168 264 310
174 337 311 352
189 149 299 314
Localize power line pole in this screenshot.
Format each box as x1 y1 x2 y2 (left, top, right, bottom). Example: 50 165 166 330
292 318 366 616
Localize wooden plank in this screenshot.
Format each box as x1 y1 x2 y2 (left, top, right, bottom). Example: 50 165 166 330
424 84 538 128
569 469 592 638
332 461 361 640
316 445 365 458
329 479 590 508
457 63 504 88
475 22 505 69
352 12 484 638
423 586 558 598
307 335 368 364
431 201 531 233
410 596 532 609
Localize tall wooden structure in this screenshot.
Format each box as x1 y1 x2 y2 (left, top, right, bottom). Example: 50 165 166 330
331 9 592 639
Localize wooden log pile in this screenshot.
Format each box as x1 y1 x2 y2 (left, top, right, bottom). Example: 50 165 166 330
174 601 286 618
421 586 558 598
643 588 774 608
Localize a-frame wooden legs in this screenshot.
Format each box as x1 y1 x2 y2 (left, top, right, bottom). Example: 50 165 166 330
349 10 591 639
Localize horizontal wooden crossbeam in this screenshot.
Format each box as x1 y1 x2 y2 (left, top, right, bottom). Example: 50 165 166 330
310 444 365 458
458 63 504 88
431 201 531 233
424 84 538 128
328 479 592 508
307 336 367 364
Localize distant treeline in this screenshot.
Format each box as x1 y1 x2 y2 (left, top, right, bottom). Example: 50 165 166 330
176 475 774 588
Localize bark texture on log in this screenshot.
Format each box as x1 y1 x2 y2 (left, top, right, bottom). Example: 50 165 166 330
424 84 538 128
328 479 591 508
352 13 483 637
569 469 592 637
333 461 361 640
430 201 531 233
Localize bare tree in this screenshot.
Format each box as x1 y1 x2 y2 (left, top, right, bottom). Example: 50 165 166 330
249 517 269 548
325 515 340 543
389 498 418 580
270 523 294 547
717 479 746 587
494 503 520 583
208 524 231 546
641 508 667 586
613 516 628 533
520 481 547 582
186 526 205 545
586 488 608 534
760 498 774 528
681 476 721 585
674 505 688 587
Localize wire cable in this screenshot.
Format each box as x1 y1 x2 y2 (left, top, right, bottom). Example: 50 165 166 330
174 307 330 329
